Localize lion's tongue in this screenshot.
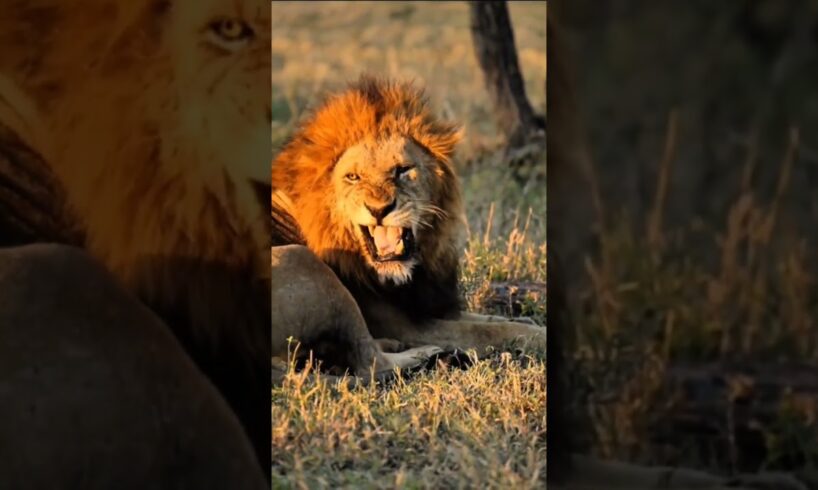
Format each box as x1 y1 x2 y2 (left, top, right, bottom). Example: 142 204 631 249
372 226 403 256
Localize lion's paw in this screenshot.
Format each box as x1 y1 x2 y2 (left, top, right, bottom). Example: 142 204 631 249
380 345 444 371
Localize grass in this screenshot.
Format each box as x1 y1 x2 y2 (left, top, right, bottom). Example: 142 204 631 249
272 349 545 489
569 119 818 474
271 2 547 487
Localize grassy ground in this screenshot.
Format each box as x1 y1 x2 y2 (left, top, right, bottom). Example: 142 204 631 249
559 3 818 476
568 134 818 474
271 2 547 488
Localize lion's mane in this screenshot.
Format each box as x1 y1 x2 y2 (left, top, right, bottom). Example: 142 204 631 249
272 76 466 322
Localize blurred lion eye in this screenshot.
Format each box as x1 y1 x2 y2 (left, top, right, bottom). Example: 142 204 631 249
207 18 254 50
344 173 361 183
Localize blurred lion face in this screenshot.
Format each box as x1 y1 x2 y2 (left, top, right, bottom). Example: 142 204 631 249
167 0 271 183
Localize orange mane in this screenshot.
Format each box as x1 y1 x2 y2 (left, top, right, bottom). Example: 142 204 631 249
272 75 465 321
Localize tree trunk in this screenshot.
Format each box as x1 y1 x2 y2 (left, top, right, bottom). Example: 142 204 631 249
0 122 83 247
469 0 545 149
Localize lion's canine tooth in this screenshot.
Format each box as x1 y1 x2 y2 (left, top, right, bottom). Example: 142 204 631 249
368 225 376 236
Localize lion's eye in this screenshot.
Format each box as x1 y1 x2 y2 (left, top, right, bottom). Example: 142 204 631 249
396 165 415 178
206 18 254 51
344 173 361 183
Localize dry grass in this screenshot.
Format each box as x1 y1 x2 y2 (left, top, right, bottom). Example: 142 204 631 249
272 349 545 489
271 2 547 487
571 113 818 472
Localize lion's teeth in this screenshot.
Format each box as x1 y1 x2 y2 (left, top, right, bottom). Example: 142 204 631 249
368 225 376 236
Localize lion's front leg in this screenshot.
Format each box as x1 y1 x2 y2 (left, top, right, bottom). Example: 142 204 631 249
272 245 441 377
458 311 539 326
364 303 545 356
0 244 267 489
416 315 546 354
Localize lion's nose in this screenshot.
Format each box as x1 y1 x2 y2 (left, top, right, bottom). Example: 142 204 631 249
365 199 396 222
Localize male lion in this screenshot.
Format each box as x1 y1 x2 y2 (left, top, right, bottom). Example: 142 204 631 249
0 0 270 481
271 76 546 375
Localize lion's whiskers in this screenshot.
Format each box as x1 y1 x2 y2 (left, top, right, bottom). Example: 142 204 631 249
417 202 448 219
388 204 444 231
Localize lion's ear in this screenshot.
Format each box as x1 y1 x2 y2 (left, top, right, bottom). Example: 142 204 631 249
419 123 464 164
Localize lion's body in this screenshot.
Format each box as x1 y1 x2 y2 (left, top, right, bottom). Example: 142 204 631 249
271 76 546 373
271 245 443 379
0 244 267 489
0 0 271 472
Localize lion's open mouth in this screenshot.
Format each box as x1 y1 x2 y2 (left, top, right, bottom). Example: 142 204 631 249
360 225 415 262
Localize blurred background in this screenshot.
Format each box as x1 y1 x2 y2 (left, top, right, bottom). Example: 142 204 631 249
272 1 545 157
552 0 818 480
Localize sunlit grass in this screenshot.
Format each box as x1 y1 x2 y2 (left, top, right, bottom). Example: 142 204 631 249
272 348 546 489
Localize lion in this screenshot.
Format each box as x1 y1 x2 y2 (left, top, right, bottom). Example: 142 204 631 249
271 244 445 383
0 244 267 489
0 0 271 478
270 75 546 376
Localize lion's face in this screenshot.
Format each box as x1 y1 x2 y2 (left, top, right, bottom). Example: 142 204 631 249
332 134 446 285
272 76 465 292
167 0 271 184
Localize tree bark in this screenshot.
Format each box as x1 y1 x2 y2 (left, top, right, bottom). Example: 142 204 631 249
0 122 83 247
469 0 545 149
